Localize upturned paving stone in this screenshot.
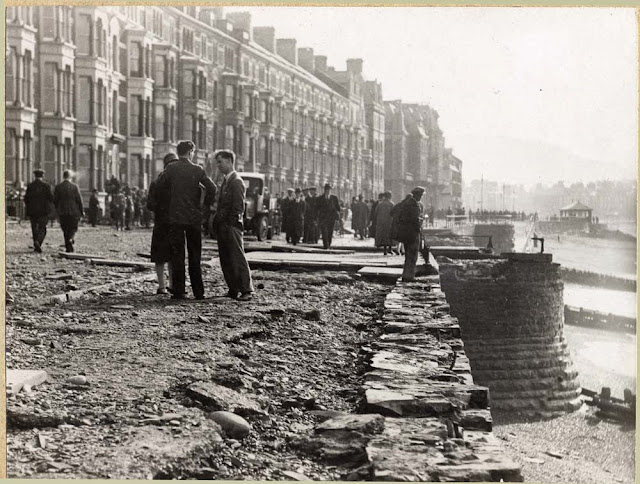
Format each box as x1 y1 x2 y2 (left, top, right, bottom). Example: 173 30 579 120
6 369 48 394
186 381 264 416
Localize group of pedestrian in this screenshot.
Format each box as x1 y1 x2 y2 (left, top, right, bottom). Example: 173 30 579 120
148 142 254 301
109 185 150 231
24 169 84 254
277 183 342 249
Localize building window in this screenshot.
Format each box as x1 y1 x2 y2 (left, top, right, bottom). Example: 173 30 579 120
5 48 16 103
184 70 195 98
77 76 92 123
43 63 57 113
212 80 218 108
154 104 165 141
225 84 235 110
145 98 151 137
96 19 104 57
42 6 56 38
77 14 92 55
130 42 142 77
224 47 234 71
96 80 104 125
198 116 206 149
184 114 193 141
224 125 234 149
130 95 142 136
119 99 127 135
170 106 175 141
112 90 118 133
259 136 267 165
154 55 166 87
23 50 33 107
259 100 267 123
198 72 206 100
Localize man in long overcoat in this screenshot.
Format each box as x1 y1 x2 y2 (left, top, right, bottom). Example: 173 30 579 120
24 169 53 252
54 170 84 253
316 183 341 249
395 186 425 282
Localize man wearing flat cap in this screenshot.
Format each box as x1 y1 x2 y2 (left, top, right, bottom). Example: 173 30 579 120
395 186 426 282
24 169 54 253
316 183 341 249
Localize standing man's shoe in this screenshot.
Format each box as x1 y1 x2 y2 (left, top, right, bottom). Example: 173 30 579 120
170 294 186 300
237 292 253 301
34 241 42 253
225 290 238 299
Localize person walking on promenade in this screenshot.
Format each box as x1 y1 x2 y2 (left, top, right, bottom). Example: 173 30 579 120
351 195 369 239
290 187 307 245
24 169 53 253
110 189 125 231
88 189 100 227
123 186 133 231
53 170 84 253
317 183 341 249
213 149 254 301
369 193 384 239
158 140 217 300
374 191 395 255
395 186 425 282
147 153 178 295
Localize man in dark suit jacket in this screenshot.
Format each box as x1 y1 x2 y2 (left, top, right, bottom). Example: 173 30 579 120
316 183 341 249
214 149 254 301
54 170 84 253
24 169 54 252
396 186 425 282
157 140 217 300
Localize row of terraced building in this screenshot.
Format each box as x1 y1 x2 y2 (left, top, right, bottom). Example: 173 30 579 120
5 5 462 209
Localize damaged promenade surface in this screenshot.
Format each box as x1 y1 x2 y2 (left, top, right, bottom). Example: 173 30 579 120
5 224 519 480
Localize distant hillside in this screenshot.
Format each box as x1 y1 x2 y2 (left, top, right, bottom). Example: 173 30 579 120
454 135 636 185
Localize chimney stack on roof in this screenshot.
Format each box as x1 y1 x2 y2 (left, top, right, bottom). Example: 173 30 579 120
346 58 363 75
226 11 252 40
253 26 276 52
298 47 315 72
314 55 328 72
276 38 297 65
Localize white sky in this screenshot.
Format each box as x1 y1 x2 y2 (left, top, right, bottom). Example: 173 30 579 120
227 6 638 185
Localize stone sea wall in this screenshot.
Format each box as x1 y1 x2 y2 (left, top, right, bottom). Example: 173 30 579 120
438 253 582 416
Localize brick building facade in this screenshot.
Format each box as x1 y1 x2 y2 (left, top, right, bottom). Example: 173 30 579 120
5 6 460 209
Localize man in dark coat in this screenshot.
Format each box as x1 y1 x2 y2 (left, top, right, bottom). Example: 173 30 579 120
281 188 295 244
351 194 369 239
24 169 53 252
316 183 341 249
395 186 425 282
88 189 100 227
290 187 307 245
214 149 254 301
157 140 217 300
307 186 320 243
54 170 84 253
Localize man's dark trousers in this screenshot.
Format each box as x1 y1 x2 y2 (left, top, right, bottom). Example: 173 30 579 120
216 222 253 294
30 215 49 248
59 215 79 252
320 221 334 249
168 224 204 298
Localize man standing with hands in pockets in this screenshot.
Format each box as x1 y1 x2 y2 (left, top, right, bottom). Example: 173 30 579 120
213 149 254 301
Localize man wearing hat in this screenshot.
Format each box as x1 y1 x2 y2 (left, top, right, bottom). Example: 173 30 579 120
395 186 426 282
24 169 54 253
290 187 307 245
281 187 295 244
316 183 341 249
54 170 85 253
88 188 101 227
307 186 320 243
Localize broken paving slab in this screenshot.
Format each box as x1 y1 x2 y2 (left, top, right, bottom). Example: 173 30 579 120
6 369 48 394
186 381 265 417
